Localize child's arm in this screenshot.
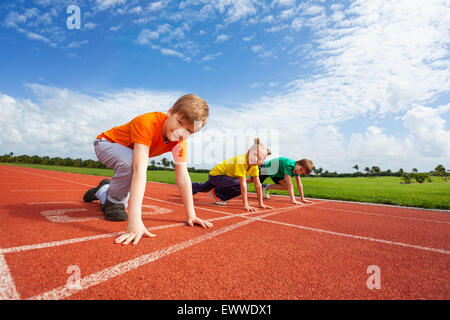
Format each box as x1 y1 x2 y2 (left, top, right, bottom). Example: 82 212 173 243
253 176 273 209
239 176 258 212
295 175 312 203
175 162 213 228
285 174 301 204
115 143 156 246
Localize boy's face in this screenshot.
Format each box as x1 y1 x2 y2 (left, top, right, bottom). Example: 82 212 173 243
293 165 306 175
164 109 198 142
248 147 267 166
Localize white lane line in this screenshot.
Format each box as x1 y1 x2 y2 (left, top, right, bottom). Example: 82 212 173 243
313 206 450 225
0 253 20 300
0 233 123 255
308 197 450 213
0 183 69 185
27 208 293 300
1 167 94 188
251 217 450 255
143 195 313 216
27 201 84 205
10 190 84 192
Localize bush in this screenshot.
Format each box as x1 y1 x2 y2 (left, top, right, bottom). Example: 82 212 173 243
400 173 412 184
413 173 428 183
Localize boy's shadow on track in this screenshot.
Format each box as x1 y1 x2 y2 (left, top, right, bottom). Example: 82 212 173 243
4 201 122 235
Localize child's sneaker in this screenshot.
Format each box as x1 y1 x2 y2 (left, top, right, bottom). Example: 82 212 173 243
101 199 128 221
209 189 226 205
262 184 270 199
83 179 110 202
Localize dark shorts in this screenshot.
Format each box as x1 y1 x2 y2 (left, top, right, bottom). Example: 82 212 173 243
258 174 283 184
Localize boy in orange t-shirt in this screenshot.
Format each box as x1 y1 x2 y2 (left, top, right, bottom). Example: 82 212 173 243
83 94 213 245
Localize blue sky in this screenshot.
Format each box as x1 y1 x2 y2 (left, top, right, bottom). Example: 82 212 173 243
0 0 449 172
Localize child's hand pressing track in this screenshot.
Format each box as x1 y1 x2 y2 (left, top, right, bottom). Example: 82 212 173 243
187 216 213 228
115 219 156 246
245 205 259 212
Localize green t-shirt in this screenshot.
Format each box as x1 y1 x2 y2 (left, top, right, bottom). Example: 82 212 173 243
261 157 300 178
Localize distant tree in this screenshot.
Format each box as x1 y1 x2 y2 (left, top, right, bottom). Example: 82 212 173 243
364 167 370 176
161 157 170 168
352 164 359 172
371 166 381 176
435 164 447 182
401 173 412 184
412 168 418 173
313 167 323 176
414 173 428 183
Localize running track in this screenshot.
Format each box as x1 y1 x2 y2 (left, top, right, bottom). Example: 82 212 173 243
0 165 449 300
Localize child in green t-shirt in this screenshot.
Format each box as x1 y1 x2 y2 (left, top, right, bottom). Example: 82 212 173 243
252 157 314 204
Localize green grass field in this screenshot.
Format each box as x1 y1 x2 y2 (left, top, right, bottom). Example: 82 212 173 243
2 163 449 210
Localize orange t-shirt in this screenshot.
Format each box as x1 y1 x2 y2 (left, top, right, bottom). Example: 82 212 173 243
97 112 187 162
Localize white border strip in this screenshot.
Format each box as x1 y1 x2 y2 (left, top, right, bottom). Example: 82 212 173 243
0 253 20 300
312 206 450 225
252 217 450 255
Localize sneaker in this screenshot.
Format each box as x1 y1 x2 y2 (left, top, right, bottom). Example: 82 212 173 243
209 189 226 205
83 179 110 202
101 199 128 221
262 184 270 199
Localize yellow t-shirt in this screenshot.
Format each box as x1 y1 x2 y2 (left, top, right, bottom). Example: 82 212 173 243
209 153 259 178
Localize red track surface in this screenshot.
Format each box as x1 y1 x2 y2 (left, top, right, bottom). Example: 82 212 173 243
0 164 449 300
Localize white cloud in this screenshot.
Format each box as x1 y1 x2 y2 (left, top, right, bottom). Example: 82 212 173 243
250 44 274 58
17 27 51 43
110 25 122 31
1 85 448 172
279 8 294 20
290 17 303 31
272 0 297 7
201 52 223 61
137 29 159 44
249 82 264 89
94 0 127 12
0 84 182 159
83 22 96 30
348 126 406 159
243 34 255 41
402 105 450 157
4 12 27 28
67 40 88 48
215 34 229 43
302 5 324 16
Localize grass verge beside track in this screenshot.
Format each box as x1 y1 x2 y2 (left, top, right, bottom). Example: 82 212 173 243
2 163 449 210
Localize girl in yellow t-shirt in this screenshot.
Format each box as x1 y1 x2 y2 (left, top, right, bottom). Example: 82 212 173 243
192 139 274 212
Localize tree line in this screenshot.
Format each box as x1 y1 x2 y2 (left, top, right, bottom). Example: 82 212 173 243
0 153 209 173
0 153 447 181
